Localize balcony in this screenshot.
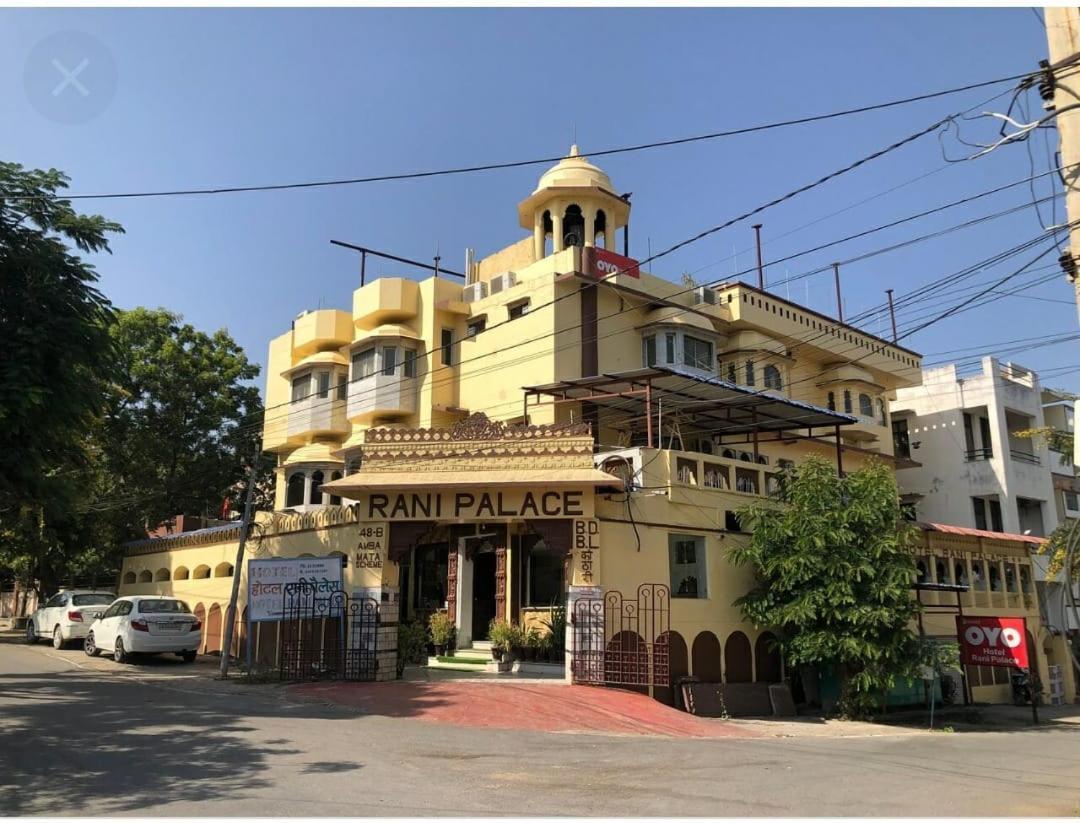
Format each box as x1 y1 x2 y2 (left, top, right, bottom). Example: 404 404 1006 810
1010 449 1041 466
287 396 348 440
964 447 993 462
668 449 781 499
347 372 417 421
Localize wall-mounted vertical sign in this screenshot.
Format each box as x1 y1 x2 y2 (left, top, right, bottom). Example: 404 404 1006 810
573 518 599 585
955 615 1029 669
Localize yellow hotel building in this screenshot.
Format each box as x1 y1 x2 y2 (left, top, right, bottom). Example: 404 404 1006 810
119 147 1076 706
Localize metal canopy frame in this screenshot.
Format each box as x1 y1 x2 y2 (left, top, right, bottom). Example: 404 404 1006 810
523 366 856 467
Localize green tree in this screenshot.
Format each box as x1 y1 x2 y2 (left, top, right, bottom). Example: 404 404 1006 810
730 457 922 718
1013 425 1075 467
1037 518 1080 581
93 307 267 538
0 163 123 593
0 162 121 510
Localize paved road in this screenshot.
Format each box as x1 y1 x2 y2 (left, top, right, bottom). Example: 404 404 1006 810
2 641 1079 816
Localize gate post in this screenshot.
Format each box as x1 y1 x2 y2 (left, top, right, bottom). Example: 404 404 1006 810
567 584 603 683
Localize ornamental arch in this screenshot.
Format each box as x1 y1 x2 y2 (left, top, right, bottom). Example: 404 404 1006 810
724 630 753 683
691 630 723 681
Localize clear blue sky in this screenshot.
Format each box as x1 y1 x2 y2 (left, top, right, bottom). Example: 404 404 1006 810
3 7 1076 396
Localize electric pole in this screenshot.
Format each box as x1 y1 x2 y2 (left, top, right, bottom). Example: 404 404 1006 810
219 446 261 679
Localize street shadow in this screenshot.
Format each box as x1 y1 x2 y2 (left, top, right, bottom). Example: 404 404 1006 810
287 680 454 719
0 669 359 814
302 761 361 774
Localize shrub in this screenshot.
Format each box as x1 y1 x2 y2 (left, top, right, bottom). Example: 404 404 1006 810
428 610 455 647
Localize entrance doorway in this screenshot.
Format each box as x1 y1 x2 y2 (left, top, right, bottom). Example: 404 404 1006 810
471 551 497 640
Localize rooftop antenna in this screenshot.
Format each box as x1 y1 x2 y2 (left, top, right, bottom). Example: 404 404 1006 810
433 241 441 279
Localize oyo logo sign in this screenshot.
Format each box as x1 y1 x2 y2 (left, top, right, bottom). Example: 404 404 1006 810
588 247 640 279
963 624 1022 649
955 616 1029 669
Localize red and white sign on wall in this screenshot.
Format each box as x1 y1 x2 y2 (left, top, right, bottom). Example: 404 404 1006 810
585 247 640 280
955 615 1029 669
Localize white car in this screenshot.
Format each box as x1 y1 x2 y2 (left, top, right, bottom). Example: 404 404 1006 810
85 595 201 663
25 590 116 649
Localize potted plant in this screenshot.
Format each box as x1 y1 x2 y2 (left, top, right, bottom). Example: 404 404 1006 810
523 628 541 662
540 604 567 663
396 620 428 677
538 631 554 663
508 624 526 662
488 618 513 661
428 611 454 658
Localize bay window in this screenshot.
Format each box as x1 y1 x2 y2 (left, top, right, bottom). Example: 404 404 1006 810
683 336 713 370
352 348 376 380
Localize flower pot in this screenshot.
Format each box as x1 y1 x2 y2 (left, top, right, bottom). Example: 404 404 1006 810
434 644 446 657
491 647 503 661
525 648 536 662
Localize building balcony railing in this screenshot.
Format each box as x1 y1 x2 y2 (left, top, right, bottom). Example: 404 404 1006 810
669 450 781 499
1009 449 1041 465
964 447 993 462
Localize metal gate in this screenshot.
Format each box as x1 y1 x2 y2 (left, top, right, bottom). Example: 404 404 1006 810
279 581 380 681
571 583 670 687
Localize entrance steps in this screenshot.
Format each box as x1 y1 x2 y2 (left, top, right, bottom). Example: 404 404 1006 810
427 642 510 674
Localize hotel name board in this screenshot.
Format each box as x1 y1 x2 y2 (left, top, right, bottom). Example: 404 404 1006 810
363 489 588 521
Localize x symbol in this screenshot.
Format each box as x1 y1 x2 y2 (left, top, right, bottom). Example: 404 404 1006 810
51 58 90 97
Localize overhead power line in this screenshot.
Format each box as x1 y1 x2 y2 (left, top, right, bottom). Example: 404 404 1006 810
0 71 1041 202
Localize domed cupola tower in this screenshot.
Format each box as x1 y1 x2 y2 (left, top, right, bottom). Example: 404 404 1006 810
518 145 631 263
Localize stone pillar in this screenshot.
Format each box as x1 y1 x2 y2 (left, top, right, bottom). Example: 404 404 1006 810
584 206 596 247
552 210 564 253
302 471 312 507
533 213 545 261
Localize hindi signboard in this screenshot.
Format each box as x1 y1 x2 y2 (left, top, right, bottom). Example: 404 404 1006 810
955 615 1029 669
247 556 343 623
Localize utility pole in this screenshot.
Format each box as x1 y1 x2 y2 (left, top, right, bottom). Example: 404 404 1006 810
219 447 260 679
1044 8 1080 323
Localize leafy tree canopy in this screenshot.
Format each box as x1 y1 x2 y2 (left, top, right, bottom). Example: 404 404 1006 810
1038 518 1080 581
0 162 122 511
94 307 266 539
730 457 922 718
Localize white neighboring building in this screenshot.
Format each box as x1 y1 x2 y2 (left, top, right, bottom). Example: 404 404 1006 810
893 357 1080 646
891 357 1058 537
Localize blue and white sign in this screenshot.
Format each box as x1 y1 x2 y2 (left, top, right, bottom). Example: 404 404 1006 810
247 556 342 622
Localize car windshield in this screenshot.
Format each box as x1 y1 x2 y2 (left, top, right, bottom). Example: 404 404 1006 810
73 594 115 606
137 599 191 614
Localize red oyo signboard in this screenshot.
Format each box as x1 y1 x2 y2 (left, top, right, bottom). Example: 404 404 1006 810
955 616 1029 669
587 247 640 280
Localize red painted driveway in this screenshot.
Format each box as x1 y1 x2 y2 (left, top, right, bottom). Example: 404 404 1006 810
290 681 760 739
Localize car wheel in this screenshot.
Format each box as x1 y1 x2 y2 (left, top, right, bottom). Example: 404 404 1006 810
114 637 129 664
84 633 100 657
52 626 65 650
181 651 196 663
25 622 37 645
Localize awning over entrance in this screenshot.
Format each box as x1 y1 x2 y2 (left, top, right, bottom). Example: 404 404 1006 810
321 467 623 497
523 365 855 440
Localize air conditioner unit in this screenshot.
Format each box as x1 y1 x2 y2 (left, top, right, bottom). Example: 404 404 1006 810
462 282 488 303
489 271 517 295
694 286 717 305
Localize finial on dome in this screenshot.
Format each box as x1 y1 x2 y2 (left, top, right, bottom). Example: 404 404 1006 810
568 143 580 157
